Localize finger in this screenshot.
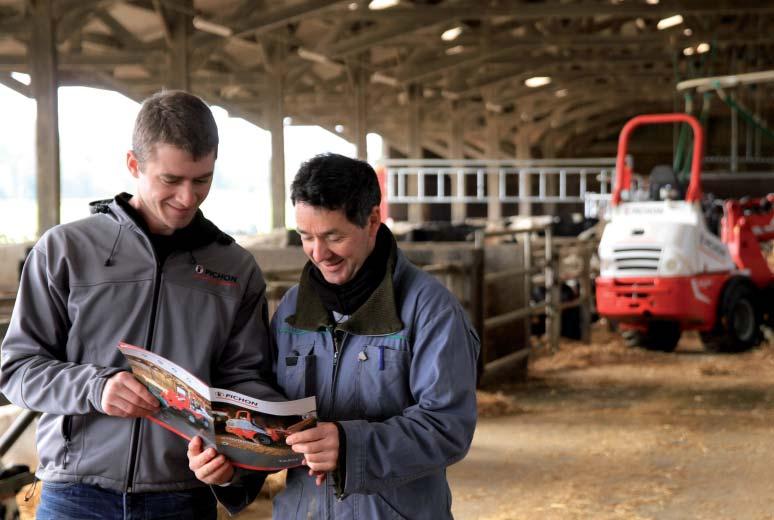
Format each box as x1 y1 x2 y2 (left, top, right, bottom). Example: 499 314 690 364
205 462 234 485
315 473 326 486
112 395 157 417
290 438 337 456
196 455 229 479
286 427 324 445
304 451 337 465
198 460 233 485
306 457 337 473
121 376 161 408
115 383 160 412
190 447 219 470
103 395 144 417
188 436 203 454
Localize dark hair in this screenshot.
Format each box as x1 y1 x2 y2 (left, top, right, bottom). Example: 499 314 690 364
290 153 380 227
132 90 219 165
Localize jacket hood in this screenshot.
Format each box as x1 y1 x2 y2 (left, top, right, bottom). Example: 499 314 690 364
89 193 234 252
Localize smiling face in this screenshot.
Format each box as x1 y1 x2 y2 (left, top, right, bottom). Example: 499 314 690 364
295 202 380 285
126 144 215 235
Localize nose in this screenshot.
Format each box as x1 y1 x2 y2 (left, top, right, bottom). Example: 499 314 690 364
311 240 330 263
176 183 196 208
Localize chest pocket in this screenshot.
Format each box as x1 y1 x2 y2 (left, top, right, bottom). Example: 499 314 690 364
278 342 316 400
356 344 412 420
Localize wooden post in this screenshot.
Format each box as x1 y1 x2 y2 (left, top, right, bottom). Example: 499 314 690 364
471 230 486 383
267 74 286 229
449 99 466 223
407 83 428 223
167 1 191 90
351 57 368 160
579 241 593 344
516 130 532 216
522 231 533 354
544 225 561 352
485 110 501 222
30 0 60 236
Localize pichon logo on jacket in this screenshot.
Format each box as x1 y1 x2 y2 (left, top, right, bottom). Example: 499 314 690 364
194 264 238 287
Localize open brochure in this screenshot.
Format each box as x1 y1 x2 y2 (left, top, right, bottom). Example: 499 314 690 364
118 342 317 471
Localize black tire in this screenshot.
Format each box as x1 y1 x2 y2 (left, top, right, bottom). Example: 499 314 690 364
622 321 681 352
701 280 761 353
258 434 273 446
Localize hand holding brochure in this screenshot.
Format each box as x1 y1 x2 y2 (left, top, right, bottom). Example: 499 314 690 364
118 342 316 471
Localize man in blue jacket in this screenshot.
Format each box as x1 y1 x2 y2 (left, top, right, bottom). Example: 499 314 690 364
191 153 480 519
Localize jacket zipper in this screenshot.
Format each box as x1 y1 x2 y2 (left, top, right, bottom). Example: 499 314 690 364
61 415 72 469
125 256 164 493
327 327 348 513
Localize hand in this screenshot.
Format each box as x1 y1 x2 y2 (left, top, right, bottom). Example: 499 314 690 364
188 436 234 485
100 371 160 417
286 422 339 486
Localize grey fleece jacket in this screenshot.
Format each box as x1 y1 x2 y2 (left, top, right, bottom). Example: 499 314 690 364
0 197 277 492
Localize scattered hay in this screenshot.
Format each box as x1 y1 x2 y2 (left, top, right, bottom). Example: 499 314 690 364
477 391 524 417
699 364 733 377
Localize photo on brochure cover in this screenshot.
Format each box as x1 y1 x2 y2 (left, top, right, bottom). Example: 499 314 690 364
118 342 317 470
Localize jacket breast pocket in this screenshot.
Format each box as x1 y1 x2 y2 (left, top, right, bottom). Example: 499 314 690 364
356 344 412 420
278 343 316 400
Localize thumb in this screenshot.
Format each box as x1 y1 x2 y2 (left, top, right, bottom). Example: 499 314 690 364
188 435 202 453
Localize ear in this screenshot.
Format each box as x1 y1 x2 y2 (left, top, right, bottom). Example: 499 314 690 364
126 151 140 179
368 206 381 237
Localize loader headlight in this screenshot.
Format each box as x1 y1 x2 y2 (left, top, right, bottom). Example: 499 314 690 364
662 257 681 274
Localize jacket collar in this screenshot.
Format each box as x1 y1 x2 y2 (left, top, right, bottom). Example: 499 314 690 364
90 193 234 249
286 237 404 335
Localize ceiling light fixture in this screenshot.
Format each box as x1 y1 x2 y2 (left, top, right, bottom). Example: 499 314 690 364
646 0 659 4
656 14 683 30
683 47 695 56
445 45 465 56
192 16 233 37
441 26 463 42
335 124 345 133
696 42 710 54
555 88 568 98
371 72 399 87
525 76 551 88
368 0 399 10
297 47 331 64
683 28 693 36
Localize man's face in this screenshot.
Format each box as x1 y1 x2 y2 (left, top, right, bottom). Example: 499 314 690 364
295 202 380 285
126 144 215 235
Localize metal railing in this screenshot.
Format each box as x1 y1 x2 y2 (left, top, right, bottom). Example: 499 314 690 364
380 158 617 205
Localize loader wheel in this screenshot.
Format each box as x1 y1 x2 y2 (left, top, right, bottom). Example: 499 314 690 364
622 321 681 352
701 281 760 353
257 434 273 446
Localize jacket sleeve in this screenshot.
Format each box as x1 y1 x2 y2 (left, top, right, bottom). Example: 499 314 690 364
0 245 122 415
210 263 285 402
338 303 480 494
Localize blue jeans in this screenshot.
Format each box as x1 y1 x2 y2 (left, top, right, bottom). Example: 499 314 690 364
36 482 218 520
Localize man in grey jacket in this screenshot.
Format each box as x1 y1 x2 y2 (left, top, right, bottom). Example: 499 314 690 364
0 91 276 519
190 153 480 519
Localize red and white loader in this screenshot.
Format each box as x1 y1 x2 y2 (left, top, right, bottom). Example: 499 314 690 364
596 113 774 352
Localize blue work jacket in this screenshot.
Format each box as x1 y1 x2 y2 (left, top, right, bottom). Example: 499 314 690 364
217 245 480 519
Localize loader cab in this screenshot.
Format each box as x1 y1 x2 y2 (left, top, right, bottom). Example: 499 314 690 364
648 164 685 202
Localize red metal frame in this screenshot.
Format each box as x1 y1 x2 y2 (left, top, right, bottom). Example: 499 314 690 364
721 194 774 288
612 113 704 206
596 273 729 331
